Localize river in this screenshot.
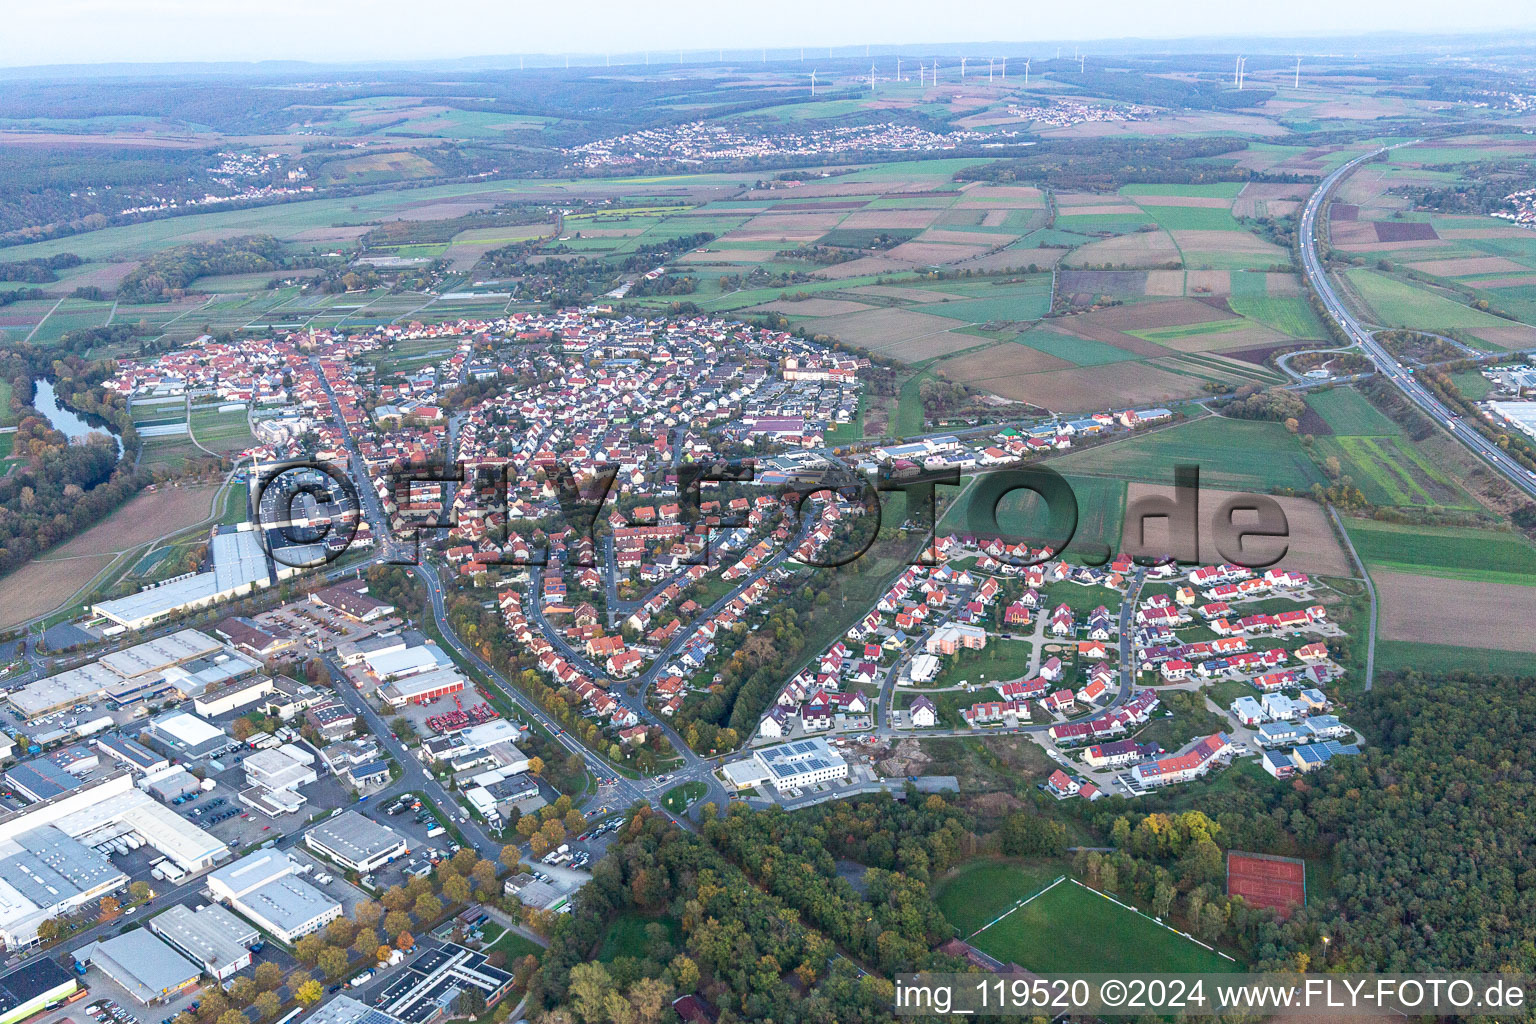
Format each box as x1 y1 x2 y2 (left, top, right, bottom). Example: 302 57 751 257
32 378 124 457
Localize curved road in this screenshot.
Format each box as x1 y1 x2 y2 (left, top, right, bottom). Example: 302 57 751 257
1300 145 1536 502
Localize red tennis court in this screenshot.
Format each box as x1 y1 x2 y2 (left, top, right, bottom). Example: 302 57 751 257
1227 851 1306 918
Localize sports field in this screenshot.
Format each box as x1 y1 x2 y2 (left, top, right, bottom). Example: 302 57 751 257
1227 851 1306 918
970 878 1237 974
934 859 1063 936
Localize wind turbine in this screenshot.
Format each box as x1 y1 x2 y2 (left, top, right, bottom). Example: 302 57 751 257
896 57 902 81
918 62 926 86
1000 57 1007 81
1023 58 1030 85
1294 56 1302 89
1079 54 1085 73
961 57 968 79
1238 57 1248 90
810 69 818 97
870 64 877 91
1234 56 1242 87
987 58 994 84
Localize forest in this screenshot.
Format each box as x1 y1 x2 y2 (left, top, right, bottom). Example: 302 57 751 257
515 669 1536 1024
116 234 291 303
953 137 1261 191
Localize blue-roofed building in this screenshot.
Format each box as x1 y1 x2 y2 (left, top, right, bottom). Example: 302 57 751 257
1256 721 1309 748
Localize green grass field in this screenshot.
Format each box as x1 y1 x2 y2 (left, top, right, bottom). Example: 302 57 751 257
1227 294 1328 339
1314 435 1474 508
940 471 1125 558
1344 269 1511 331
598 911 681 962
661 781 706 813
1015 327 1139 367
971 879 1237 973
1305 388 1401 436
1343 518 1536 585
934 859 1065 936
925 637 1035 689
1375 639 1536 676
1052 416 1324 492
1448 369 1493 400
484 925 544 964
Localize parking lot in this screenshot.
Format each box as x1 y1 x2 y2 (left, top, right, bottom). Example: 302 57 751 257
251 600 400 655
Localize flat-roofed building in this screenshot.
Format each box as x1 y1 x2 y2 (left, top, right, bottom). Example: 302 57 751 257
8 630 221 719
149 903 257 980
207 849 292 901
305 810 408 873
380 666 467 707
207 850 341 943
230 876 340 943
0 958 80 1024
245 746 317 796
146 711 234 759
4 761 86 803
92 528 273 631
0 772 224 875
753 737 848 793
193 675 276 718
74 929 200 1004
0 826 127 949
303 995 406 1024
367 646 446 683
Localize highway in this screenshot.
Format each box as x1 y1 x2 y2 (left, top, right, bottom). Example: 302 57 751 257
1300 145 1536 501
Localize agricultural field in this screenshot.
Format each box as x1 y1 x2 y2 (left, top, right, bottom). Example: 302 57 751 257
189 405 256 454
1119 483 1352 576
1343 519 1536 586
1305 388 1401 436
941 472 1126 561
1374 569 1536 653
968 878 1237 974
1051 416 1324 493
1314 434 1476 508
1343 269 1511 335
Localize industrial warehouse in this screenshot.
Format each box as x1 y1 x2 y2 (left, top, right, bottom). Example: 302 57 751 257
305 810 409 873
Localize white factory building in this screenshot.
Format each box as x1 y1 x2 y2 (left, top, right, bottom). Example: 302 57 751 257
207 849 341 943
0 772 227 948
92 525 277 632
305 810 408 873
752 737 849 793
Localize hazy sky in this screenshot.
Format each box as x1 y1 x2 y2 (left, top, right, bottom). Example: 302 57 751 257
1 0 1527 68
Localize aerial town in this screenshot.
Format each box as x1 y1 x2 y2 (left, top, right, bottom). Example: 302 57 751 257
0 13 1532 1024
